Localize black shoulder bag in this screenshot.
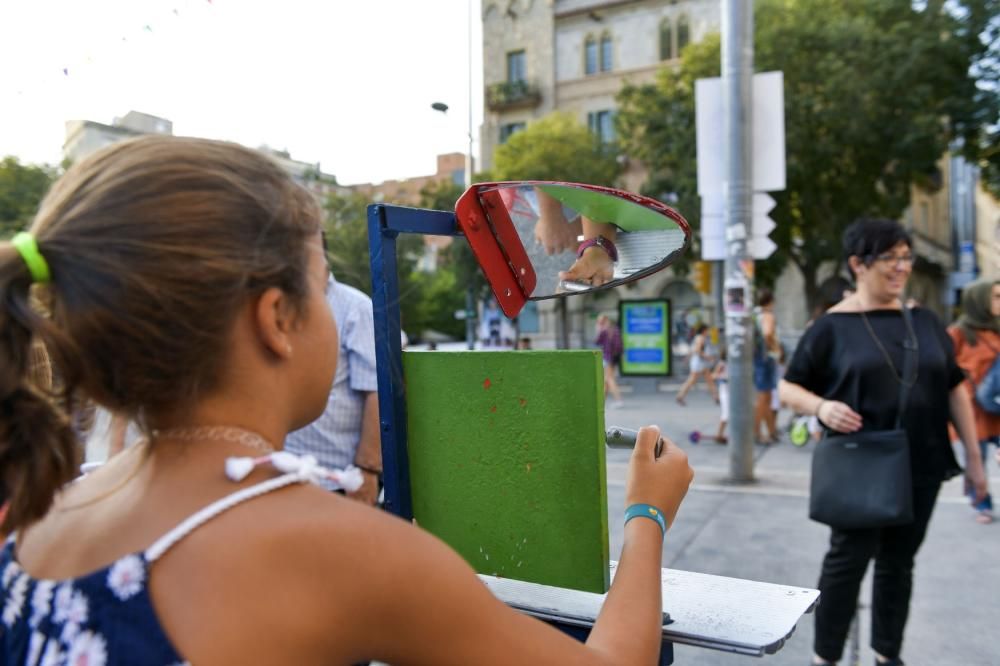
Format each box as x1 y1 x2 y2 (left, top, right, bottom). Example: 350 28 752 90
809 307 917 529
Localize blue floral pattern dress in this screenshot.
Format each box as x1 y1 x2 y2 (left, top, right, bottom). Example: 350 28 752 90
0 534 188 665
1 456 333 665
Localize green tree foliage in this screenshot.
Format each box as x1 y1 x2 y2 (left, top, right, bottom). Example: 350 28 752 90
323 192 423 335
492 112 622 185
323 187 469 341
616 0 1000 306
418 178 464 211
418 179 479 339
0 157 56 238
418 178 489 309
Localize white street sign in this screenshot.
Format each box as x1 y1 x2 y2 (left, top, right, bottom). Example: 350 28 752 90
696 71 786 196
753 214 776 238
702 192 775 218
700 192 779 260
749 236 778 259
701 220 778 260
701 236 727 261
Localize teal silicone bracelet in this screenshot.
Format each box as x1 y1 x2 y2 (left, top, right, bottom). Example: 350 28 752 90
624 503 667 538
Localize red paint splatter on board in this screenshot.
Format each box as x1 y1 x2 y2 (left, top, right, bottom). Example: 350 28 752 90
518 397 527 408
483 378 492 389
490 405 497 413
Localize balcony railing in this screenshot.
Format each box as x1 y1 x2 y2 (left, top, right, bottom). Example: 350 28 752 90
486 80 542 112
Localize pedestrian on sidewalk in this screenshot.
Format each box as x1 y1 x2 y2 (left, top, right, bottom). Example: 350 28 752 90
753 290 780 444
947 278 1000 524
676 323 718 406
712 346 729 444
595 313 625 408
0 135 696 664
779 218 988 666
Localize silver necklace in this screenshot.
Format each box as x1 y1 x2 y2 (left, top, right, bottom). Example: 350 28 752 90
151 425 276 454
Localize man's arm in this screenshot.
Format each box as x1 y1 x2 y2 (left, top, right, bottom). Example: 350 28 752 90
348 391 381 505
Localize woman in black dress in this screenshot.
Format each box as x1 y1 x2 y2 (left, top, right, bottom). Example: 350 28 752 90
779 219 987 666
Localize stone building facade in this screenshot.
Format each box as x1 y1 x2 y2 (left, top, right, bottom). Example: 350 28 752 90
347 153 467 206
975 186 1000 280
481 0 718 194
62 111 348 204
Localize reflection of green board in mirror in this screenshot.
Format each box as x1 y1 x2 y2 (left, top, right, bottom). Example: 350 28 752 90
537 184 677 231
404 350 610 593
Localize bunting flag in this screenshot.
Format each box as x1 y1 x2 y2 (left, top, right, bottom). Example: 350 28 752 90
56 1 216 80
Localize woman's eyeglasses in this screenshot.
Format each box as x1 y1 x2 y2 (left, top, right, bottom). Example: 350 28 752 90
871 252 915 267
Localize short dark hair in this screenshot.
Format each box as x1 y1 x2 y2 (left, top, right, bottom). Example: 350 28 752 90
818 276 853 311
757 288 774 307
842 218 912 277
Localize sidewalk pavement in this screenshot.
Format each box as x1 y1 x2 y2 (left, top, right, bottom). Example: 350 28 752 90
603 383 999 666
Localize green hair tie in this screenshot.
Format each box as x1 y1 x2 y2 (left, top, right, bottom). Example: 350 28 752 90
11 232 51 284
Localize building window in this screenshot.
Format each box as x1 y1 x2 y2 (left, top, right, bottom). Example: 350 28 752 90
600 34 613 72
499 122 527 144
587 110 615 144
677 15 690 55
659 19 673 60
584 36 598 75
507 50 526 83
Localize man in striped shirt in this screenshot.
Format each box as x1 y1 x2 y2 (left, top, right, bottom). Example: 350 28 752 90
286 274 381 504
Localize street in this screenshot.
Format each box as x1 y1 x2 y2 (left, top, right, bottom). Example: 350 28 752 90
604 385 1000 665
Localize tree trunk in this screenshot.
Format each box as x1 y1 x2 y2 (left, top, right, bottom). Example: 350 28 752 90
801 263 820 321
791 254 821 322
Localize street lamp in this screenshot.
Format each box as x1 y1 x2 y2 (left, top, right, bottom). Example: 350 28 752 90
431 99 477 349
430 101 473 188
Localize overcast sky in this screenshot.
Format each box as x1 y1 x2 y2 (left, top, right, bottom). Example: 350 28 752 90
0 0 484 185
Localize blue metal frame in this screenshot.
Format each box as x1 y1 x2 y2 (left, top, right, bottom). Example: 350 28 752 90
366 202 673 664
367 204 462 518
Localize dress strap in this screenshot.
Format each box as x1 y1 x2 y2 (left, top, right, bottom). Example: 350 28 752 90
145 473 303 563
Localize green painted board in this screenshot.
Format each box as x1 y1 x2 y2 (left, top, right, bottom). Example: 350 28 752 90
403 350 610 593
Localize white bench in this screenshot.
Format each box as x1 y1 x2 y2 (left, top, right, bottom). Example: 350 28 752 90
481 561 820 657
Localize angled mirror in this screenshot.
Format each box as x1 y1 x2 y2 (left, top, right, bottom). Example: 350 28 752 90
455 182 691 318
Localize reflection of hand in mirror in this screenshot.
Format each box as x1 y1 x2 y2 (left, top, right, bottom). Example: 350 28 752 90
558 219 617 287
534 189 582 255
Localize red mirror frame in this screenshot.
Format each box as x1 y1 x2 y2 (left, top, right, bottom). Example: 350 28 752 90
455 181 691 319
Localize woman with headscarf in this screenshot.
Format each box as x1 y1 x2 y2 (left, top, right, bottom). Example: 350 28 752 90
948 278 1000 523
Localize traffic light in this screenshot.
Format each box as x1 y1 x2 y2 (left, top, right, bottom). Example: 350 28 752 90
693 261 712 294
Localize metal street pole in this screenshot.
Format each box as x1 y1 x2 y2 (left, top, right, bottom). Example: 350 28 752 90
466 0 474 188
723 0 755 482
465 287 476 350
465 0 475 345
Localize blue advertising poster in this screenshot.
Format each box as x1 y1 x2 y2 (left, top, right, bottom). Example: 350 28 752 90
619 300 671 376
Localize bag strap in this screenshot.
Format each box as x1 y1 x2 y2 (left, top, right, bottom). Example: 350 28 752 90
895 306 919 429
